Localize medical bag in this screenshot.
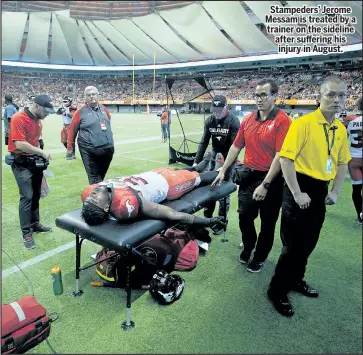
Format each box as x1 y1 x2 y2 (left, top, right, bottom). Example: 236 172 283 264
1 295 51 354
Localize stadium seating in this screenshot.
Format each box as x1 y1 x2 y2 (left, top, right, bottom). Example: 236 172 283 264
2 69 361 108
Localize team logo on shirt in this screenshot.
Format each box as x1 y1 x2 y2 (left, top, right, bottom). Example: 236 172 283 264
209 128 229 134
125 199 135 217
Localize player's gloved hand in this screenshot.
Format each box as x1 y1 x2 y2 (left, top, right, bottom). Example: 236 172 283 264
209 217 226 228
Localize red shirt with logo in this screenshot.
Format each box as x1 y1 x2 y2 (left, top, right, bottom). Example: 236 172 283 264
233 106 291 171
82 183 141 221
8 109 42 154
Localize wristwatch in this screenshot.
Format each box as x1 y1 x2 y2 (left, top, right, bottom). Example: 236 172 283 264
262 181 270 190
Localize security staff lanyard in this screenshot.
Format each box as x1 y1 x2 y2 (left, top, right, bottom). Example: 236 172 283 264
90 106 107 131
323 124 335 174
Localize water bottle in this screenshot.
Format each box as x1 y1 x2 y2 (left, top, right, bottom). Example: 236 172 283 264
51 266 63 295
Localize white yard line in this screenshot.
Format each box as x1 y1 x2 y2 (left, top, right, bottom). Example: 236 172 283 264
2 241 76 279
113 146 162 156
117 155 165 164
119 118 204 124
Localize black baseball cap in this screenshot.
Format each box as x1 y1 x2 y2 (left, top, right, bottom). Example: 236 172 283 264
211 95 227 113
4 94 13 102
34 94 56 113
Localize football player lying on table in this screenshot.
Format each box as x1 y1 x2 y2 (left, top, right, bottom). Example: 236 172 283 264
81 154 225 228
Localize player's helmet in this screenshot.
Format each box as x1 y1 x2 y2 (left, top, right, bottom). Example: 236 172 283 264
149 270 185 305
62 96 73 107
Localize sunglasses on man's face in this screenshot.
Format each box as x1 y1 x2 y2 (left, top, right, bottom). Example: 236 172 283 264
254 93 271 100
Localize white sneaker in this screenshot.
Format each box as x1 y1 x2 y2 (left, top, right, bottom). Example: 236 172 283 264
197 240 209 251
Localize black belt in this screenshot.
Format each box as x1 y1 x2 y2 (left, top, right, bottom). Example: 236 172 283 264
11 154 48 170
244 166 268 177
12 154 35 165
296 172 330 187
11 153 34 159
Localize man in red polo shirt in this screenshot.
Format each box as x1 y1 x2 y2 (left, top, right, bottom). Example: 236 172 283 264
8 95 55 249
212 79 291 273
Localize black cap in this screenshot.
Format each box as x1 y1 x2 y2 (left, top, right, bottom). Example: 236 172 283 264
34 94 56 114
4 94 13 102
211 95 227 113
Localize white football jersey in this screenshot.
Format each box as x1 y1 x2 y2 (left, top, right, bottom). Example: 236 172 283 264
99 172 169 203
346 115 362 158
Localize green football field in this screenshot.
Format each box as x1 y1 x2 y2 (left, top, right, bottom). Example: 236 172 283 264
1 113 362 354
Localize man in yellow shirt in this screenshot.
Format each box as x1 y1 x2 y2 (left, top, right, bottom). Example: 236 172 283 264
267 77 351 317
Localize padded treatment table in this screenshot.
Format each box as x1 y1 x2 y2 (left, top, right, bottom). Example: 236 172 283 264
55 182 236 330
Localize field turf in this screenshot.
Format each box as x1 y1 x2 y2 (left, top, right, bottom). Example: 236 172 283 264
1 113 362 354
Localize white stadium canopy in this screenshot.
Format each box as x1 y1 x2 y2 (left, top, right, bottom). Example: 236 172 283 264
1 1 362 66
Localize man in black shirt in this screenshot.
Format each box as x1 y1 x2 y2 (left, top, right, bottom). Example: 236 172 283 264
193 95 240 234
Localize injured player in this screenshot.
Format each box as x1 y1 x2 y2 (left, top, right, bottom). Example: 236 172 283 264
81 155 226 228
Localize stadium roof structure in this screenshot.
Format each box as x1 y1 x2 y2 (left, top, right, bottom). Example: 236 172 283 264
1 0 362 66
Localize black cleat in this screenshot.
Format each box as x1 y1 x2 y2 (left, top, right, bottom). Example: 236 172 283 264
247 260 265 273
267 289 295 317
239 251 251 264
291 281 319 298
32 224 52 233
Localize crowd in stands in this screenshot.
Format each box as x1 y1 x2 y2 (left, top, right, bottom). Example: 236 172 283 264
2 69 361 109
